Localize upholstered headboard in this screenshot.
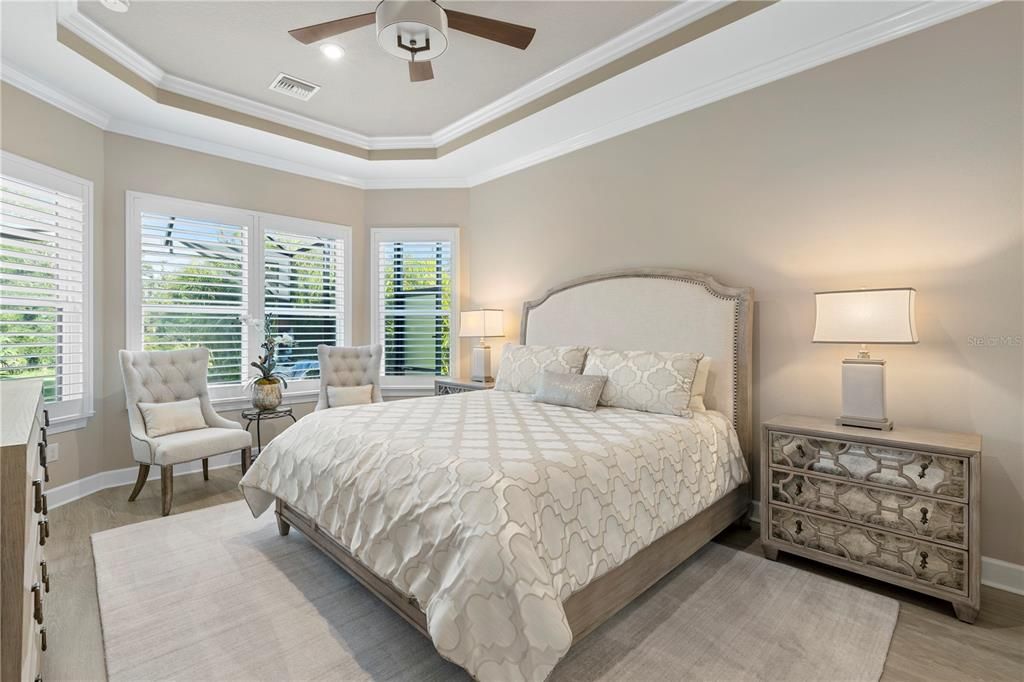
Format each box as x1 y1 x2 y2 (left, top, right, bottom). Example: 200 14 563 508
520 268 753 456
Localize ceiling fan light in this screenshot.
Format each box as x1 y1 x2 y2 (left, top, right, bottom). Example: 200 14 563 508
376 0 448 62
319 43 345 60
100 0 130 12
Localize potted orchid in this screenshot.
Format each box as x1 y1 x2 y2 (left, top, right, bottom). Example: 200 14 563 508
243 315 294 411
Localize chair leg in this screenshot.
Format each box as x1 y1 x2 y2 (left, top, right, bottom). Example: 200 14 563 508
160 465 173 516
202 458 209 481
241 447 252 474
128 464 150 502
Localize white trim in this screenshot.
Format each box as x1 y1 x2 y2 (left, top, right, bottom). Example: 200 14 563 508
0 62 111 129
57 0 164 86
468 0 990 187
370 226 460 389
45 449 244 509
124 191 353 403
749 502 1024 596
0 150 95 432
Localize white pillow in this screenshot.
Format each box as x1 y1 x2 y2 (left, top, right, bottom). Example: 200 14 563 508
689 356 711 411
494 344 588 394
583 348 704 417
327 384 374 408
138 397 207 438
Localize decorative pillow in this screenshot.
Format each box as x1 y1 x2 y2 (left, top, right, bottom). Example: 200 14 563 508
689 356 712 411
138 397 207 438
583 349 704 416
327 384 374 408
533 371 607 411
494 344 587 394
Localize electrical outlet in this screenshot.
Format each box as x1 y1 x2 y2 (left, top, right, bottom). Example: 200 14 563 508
47 442 59 462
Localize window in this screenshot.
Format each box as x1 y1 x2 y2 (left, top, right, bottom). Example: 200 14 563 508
371 227 458 388
126 192 350 402
0 152 93 430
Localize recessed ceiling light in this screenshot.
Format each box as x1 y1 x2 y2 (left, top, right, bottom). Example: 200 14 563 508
319 43 345 61
100 0 130 12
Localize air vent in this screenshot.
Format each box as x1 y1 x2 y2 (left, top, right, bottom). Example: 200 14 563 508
268 73 320 101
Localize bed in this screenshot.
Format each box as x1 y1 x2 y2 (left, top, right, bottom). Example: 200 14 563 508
240 268 753 681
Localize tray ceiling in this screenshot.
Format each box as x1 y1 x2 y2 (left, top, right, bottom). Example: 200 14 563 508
78 1 674 138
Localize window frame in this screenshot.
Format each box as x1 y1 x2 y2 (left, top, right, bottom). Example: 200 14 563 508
370 226 460 391
125 191 352 407
1 151 95 433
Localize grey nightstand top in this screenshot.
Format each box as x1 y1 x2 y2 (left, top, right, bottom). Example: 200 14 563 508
763 415 982 457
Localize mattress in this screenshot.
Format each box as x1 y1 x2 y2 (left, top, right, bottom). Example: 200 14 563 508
240 390 748 681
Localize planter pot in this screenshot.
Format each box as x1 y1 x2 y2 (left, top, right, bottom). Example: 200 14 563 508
251 380 283 411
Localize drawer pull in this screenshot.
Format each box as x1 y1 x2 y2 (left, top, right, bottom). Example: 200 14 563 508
795 519 804 535
38 519 48 546
41 560 50 592
31 582 43 624
920 507 929 526
39 442 49 483
40 428 47 447
40 626 47 652
42 493 48 516
918 460 930 479
44 408 50 427
795 481 803 497
33 479 43 513
919 551 929 570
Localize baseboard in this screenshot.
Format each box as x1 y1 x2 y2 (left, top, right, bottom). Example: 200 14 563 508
46 450 246 509
745 500 1024 596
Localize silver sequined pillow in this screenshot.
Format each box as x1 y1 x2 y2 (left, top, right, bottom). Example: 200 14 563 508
583 348 704 416
533 371 607 411
494 344 587 394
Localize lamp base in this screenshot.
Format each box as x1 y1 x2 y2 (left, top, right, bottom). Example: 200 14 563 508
836 415 894 431
471 345 493 383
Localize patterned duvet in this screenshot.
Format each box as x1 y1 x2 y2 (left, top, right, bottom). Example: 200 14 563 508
240 390 748 681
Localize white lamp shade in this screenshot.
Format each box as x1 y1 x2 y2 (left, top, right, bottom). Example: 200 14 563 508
376 0 448 62
460 309 504 338
813 288 918 344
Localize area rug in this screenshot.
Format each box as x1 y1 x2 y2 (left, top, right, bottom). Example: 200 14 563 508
93 501 898 681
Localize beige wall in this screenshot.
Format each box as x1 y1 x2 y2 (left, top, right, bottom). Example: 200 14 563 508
1 4 1020 564
467 4 1023 564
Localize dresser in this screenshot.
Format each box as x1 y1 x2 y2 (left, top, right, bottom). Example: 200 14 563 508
434 377 495 395
1 380 52 681
761 415 981 623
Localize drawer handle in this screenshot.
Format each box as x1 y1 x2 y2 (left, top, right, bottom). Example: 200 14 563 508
40 626 47 652
40 428 47 447
919 507 929 526
795 519 804 535
42 493 48 516
41 560 50 593
44 408 50 427
38 519 48 546
795 481 803 497
31 582 43 624
796 443 806 456
918 460 930 479
919 551 929 570
39 442 49 483
33 479 43 514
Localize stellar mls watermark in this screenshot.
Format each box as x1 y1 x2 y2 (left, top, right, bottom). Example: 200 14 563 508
967 335 1023 347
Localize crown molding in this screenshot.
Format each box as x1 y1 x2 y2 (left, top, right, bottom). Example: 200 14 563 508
57 0 164 86
467 0 991 186
0 60 111 129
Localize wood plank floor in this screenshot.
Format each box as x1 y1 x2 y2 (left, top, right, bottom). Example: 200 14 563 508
45 469 1023 681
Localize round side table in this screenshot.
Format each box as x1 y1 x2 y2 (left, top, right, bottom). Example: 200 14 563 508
241 407 297 465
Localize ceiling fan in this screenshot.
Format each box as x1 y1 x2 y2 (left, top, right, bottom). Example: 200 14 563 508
288 0 537 82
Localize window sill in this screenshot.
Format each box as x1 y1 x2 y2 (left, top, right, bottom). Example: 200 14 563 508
48 412 94 435
209 385 434 412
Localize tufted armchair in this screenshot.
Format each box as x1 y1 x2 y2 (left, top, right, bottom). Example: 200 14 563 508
119 348 252 515
314 344 384 411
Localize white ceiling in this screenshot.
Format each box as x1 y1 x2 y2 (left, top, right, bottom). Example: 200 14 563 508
77 1 673 137
0 1 990 188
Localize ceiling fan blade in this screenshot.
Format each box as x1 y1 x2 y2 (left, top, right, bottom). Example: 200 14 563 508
409 60 434 82
444 9 536 50
288 12 375 45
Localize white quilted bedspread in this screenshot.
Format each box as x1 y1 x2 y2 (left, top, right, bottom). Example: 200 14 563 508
240 390 748 681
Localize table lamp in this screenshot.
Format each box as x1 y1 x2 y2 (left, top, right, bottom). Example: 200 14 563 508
812 288 918 431
459 309 503 382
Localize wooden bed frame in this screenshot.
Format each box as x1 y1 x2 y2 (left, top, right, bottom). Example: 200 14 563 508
274 268 754 649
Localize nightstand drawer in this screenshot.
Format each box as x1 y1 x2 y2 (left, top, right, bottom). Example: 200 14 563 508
770 469 967 548
769 506 967 596
769 431 967 501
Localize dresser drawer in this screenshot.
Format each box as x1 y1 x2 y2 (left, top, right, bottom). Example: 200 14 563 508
770 469 967 548
769 431 967 501
769 506 967 596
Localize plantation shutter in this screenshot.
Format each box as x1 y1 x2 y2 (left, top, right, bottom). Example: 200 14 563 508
0 172 87 406
376 237 453 377
139 212 248 385
263 229 344 380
